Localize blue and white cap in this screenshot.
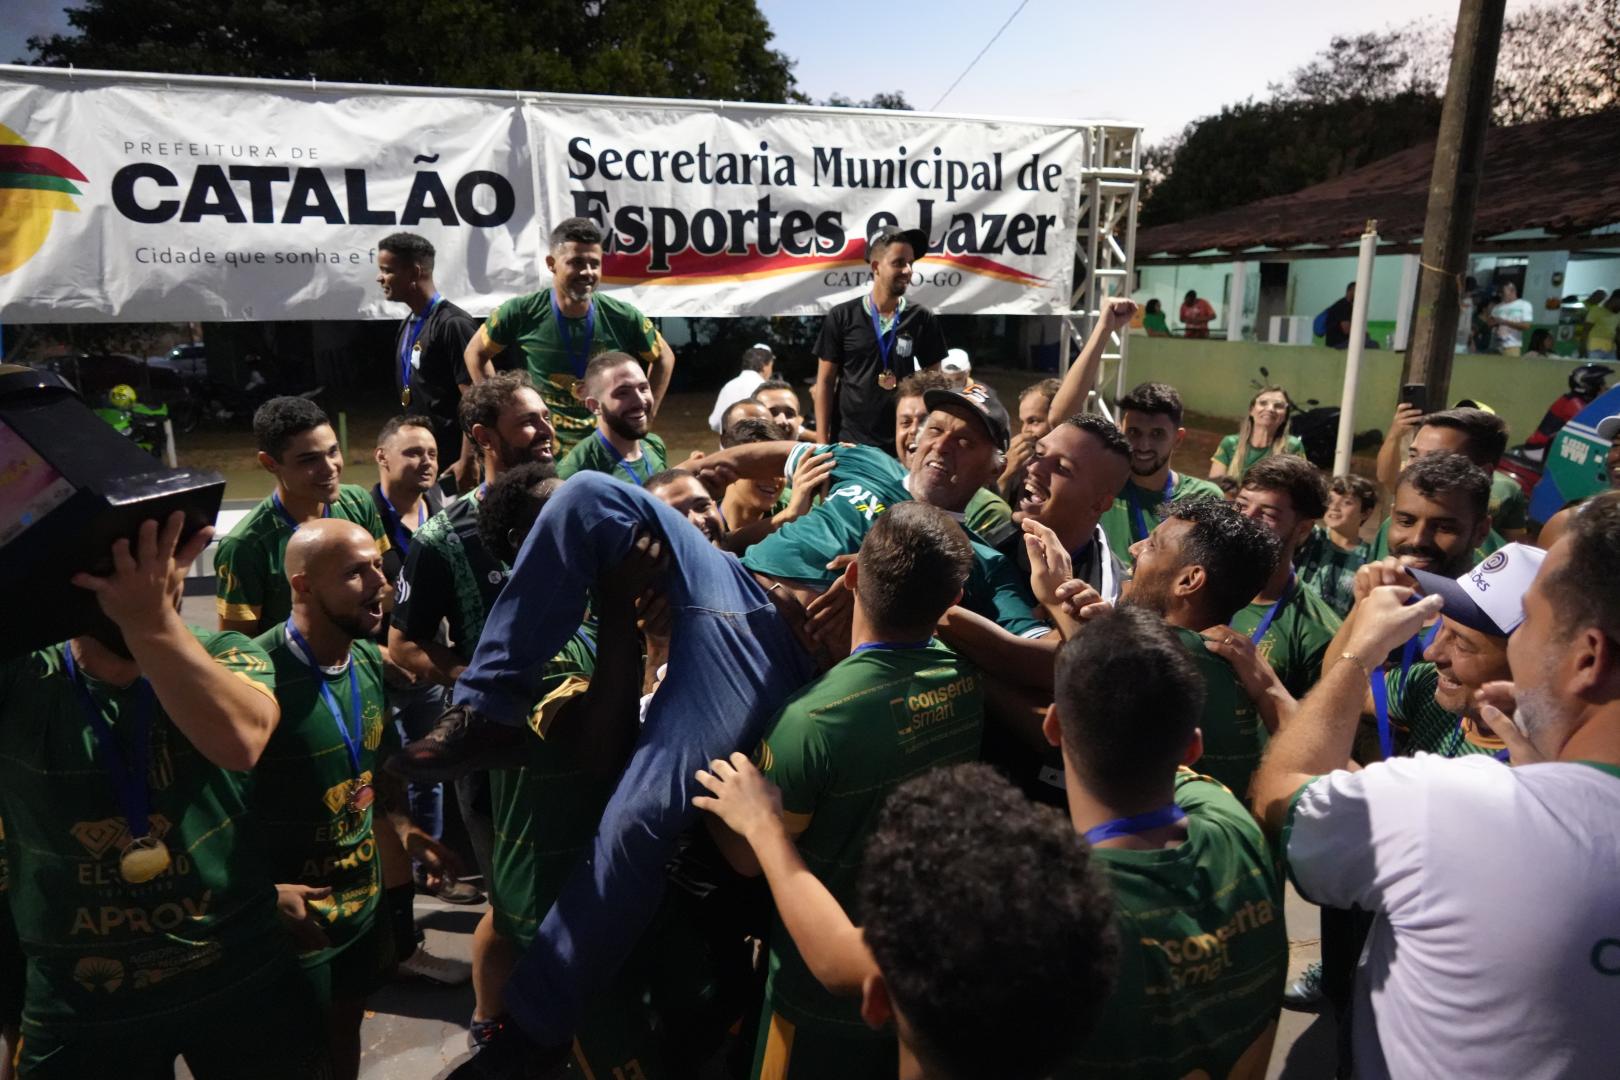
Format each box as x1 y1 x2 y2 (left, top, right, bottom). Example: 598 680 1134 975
1409 542 1547 637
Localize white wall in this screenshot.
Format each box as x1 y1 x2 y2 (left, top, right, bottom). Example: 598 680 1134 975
1288 255 1404 325
1134 262 1237 331
1565 254 1620 299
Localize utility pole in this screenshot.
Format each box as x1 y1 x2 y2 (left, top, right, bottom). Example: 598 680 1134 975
1403 0 1506 404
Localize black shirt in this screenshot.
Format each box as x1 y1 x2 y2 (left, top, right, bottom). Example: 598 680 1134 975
394 298 480 462
369 483 444 644
814 296 948 450
390 494 507 661
1323 297 1353 349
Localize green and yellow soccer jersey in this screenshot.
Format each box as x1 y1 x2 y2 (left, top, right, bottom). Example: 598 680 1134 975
1100 473 1226 568
483 288 662 455
1212 433 1307 480
963 485 1015 543
756 642 984 1043
1294 526 1368 618
487 624 603 949
1383 663 1504 759
556 431 669 486
1062 769 1287 1079
252 626 398 964
214 484 389 631
0 629 290 1036
741 443 1048 636
1365 516 1505 566
1228 582 1342 699
1170 626 1264 799
391 492 508 660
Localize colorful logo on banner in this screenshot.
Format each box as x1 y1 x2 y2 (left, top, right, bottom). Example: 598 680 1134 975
0 123 87 276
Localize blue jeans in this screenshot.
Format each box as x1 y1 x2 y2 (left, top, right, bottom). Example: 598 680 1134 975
390 681 448 842
454 471 816 1045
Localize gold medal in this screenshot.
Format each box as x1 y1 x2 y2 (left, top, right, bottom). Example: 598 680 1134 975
568 376 585 402
877 370 898 390
347 781 375 812
119 835 172 884
401 385 412 407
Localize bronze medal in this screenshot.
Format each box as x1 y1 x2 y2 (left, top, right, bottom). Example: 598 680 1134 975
400 385 412 407
877 370 898 391
568 376 585 402
348 781 375 812
120 835 172 884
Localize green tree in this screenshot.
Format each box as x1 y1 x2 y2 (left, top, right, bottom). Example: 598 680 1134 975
820 91 913 110
24 0 802 103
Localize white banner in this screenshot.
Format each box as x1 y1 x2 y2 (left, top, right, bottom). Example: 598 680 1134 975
0 74 537 322
0 69 1090 320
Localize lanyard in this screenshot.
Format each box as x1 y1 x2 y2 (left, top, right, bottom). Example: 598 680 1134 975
399 292 442 390
271 490 330 531
594 429 652 486
1130 473 1177 543
63 646 156 842
1371 621 1442 759
377 487 427 554
1083 803 1186 845
284 620 365 778
867 295 902 375
852 638 932 655
1240 573 1295 644
551 290 596 378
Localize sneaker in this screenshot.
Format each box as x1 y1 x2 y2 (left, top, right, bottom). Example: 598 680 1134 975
397 944 472 986
446 1020 571 1080
1283 960 1325 1012
389 704 524 782
468 1017 505 1050
424 877 486 905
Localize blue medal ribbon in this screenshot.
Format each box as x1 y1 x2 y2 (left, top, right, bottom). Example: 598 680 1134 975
867 296 902 380
851 638 933 656
594 430 652 486
284 620 366 780
1130 472 1177 543
551 290 596 379
271 490 331 532
63 646 156 844
1240 573 1295 644
1372 620 1442 759
376 487 427 555
399 292 442 395
1083 803 1186 845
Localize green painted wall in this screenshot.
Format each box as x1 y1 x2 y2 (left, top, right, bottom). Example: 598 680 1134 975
1118 335 1571 445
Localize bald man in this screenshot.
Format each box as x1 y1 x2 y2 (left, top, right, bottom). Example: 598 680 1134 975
253 519 461 1080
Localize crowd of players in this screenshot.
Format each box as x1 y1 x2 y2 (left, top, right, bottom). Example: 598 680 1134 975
1 218 1618 1080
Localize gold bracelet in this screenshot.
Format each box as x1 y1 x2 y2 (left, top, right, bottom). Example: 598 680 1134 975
1339 651 1375 678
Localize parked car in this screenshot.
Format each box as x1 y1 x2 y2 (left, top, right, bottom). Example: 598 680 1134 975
147 343 208 382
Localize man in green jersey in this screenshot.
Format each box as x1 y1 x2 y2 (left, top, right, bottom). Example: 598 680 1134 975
1295 474 1378 617
0 513 328 1079
465 217 675 455
1100 382 1226 566
718 502 987 1080
1123 499 1280 797
215 396 390 635
1373 404 1518 551
556 350 668 485
1046 605 1287 1078
1229 456 1344 699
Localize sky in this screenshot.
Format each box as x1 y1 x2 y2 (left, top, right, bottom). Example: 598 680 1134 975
1 0 1547 143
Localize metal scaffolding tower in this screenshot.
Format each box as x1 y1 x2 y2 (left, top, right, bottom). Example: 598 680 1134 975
1061 124 1143 416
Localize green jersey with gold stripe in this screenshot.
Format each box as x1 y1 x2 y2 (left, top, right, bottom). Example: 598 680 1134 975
753 641 984 1078
1100 473 1226 569
1383 662 1505 759
1171 626 1265 799
0 630 289 1037
214 484 389 631
1228 582 1342 699
1060 769 1287 1079
252 625 398 966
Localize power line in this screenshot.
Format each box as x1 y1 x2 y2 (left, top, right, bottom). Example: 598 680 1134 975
930 0 1033 111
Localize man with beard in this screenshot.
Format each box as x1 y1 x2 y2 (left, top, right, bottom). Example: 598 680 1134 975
812 226 948 450
376 232 480 490
1251 491 1620 1079
216 397 390 635
556 351 666 485
1374 405 1521 546
254 519 460 1080
1098 383 1225 568
464 218 675 456
0 514 329 1079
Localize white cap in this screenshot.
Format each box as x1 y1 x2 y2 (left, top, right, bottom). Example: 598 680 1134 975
942 348 971 374
1597 413 1620 440
1409 542 1547 637
752 342 775 355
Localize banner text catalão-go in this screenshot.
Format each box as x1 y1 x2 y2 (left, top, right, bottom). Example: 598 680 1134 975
0 69 1087 320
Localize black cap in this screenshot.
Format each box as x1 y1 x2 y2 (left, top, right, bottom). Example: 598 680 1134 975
923 382 1010 452
867 225 930 262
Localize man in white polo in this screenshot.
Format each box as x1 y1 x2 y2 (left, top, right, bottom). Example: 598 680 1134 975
1252 491 1620 1079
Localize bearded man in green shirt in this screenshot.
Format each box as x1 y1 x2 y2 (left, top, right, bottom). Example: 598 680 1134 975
1100 382 1225 567
556 351 668 485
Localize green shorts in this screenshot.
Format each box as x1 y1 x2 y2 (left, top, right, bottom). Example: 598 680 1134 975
298 913 394 1006
16 965 330 1079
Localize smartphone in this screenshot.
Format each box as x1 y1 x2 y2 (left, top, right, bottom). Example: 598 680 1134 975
1400 383 1428 413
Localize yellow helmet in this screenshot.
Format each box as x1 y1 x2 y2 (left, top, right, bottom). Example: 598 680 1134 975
108 384 137 410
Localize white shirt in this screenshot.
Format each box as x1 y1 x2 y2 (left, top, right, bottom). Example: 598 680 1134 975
1493 298 1534 348
708 370 766 433
1286 754 1620 1079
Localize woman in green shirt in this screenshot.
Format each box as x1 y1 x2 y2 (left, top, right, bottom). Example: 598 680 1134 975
1142 298 1172 337
1210 386 1305 481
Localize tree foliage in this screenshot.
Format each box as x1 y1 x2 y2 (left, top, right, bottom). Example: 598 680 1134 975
23 0 802 103
820 91 913 110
